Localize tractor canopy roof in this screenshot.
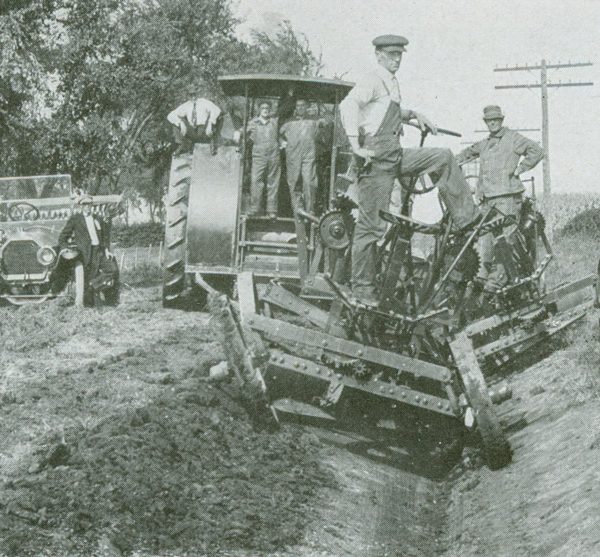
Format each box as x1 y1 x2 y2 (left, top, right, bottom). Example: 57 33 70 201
218 74 354 104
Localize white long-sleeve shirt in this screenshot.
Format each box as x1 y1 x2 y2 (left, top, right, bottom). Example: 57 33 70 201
340 64 402 138
167 98 222 130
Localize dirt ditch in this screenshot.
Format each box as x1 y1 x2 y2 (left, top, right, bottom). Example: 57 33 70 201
1 287 599 556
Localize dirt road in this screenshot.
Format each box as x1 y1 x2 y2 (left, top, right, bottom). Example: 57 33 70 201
1 287 599 556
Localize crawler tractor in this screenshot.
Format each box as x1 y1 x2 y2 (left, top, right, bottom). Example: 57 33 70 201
162 74 597 470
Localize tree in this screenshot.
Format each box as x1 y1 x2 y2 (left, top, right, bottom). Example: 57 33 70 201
0 0 57 175
0 0 323 219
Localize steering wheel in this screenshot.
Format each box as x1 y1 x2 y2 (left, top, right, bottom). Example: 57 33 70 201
413 175 437 195
8 202 40 221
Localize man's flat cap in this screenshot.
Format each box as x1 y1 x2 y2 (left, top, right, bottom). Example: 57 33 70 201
78 194 93 205
483 105 505 120
373 35 409 51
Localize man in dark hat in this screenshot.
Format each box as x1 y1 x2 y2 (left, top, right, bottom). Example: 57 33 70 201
58 195 112 306
339 34 478 303
457 105 543 290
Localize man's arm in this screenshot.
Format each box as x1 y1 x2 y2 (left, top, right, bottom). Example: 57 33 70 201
401 108 437 134
246 119 257 143
456 140 484 166
339 79 376 157
206 101 222 126
513 134 544 176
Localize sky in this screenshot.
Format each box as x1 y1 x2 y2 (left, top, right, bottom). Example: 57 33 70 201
234 0 600 197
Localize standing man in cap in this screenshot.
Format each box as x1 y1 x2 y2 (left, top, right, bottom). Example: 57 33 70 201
457 105 543 291
340 34 478 303
167 97 223 156
246 100 281 218
59 195 112 306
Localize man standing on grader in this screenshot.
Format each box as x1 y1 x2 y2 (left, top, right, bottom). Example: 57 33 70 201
340 34 479 304
457 105 543 291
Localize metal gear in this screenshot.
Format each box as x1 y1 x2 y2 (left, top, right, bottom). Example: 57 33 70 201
444 243 481 283
318 210 351 250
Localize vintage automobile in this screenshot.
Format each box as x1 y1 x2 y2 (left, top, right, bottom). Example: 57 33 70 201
0 174 121 306
163 74 597 470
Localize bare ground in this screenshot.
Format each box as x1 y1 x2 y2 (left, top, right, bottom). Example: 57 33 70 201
443 314 600 557
1 276 600 555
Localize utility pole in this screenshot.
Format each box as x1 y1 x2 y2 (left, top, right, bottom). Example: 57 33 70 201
494 60 593 239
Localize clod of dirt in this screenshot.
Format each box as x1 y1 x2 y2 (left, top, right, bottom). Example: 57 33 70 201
0 378 334 556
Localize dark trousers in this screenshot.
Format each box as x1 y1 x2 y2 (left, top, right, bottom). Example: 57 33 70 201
250 150 281 214
84 246 103 306
479 193 523 291
173 115 223 155
351 147 477 290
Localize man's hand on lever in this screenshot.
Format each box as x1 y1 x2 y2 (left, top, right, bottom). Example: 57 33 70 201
412 111 438 135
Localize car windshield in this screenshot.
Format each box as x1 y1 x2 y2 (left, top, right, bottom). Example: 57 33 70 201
0 175 72 203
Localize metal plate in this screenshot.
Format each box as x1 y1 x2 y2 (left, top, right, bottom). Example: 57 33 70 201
186 145 241 269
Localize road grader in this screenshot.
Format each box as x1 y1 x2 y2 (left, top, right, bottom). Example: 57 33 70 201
162 74 597 470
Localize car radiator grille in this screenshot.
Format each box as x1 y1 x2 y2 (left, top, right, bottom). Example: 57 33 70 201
2 240 45 274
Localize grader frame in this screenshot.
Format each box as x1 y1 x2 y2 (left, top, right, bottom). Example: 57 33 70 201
162 74 597 470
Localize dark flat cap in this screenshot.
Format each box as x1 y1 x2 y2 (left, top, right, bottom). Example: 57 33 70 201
483 105 504 120
372 35 409 51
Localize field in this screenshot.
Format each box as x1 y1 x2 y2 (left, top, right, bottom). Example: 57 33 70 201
0 218 599 556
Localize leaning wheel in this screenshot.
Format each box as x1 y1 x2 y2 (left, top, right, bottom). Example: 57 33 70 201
449 332 512 469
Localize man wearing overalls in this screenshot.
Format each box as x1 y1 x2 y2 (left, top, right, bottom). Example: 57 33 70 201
280 99 320 213
340 34 478 303
457 105 543 291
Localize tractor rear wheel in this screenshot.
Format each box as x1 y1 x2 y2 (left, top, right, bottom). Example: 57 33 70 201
449 332 512 470
162 153 192 308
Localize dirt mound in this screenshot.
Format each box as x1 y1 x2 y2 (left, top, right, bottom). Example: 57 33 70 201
0 295 334 556
1 385 330 556
558 207 600 240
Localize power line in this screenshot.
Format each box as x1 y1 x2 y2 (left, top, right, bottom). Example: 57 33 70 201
494 61 593 72
496 81 593 89
493 59 594 241
474 128 540 133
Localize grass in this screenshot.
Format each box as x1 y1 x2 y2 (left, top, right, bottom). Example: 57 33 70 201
121 263 163 288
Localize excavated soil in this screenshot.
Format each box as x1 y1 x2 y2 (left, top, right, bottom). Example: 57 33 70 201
1 278 600 556
0 290 332 556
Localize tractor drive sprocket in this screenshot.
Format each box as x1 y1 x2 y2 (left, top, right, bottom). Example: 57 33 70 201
318 210 351 250
444 242 480 284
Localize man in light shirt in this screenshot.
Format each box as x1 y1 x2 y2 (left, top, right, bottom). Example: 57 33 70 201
59 195 111 306
167 97 223 155
339 34 478 303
